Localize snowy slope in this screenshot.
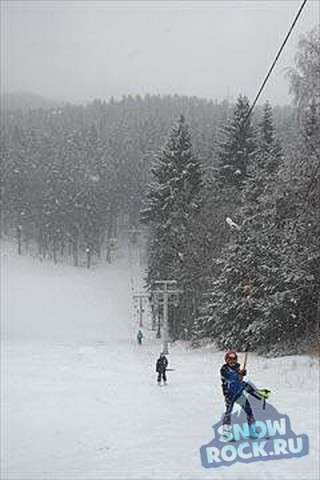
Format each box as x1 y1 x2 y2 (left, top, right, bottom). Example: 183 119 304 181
1 240 319 480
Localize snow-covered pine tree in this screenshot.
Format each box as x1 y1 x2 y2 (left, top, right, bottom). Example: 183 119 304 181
195 28 320 354
191 95 257 346
257 102 283 173
217 95 257 188
192 101 300 353
141 115 202 338
279 26 320 352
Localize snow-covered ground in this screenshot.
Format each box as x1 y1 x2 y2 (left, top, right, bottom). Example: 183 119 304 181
1 239 319 480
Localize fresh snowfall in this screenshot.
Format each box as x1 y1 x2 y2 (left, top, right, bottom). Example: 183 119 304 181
1 236 319 480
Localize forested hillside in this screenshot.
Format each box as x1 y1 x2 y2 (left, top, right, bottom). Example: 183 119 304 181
0 93 293 262
1 27 318 355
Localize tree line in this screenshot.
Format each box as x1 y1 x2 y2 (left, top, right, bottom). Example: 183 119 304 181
0 27 318 354
0 94 239 265
141 27 319 355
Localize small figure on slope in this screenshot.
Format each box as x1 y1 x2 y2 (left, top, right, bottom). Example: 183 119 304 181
136 329 144 345
156 353 168 385
220 349 264 440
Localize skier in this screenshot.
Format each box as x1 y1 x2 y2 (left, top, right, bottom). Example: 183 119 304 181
156 353 168 385
136 329 143 345
220 349 263 439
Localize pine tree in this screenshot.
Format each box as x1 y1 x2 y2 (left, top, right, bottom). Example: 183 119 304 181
141 115 201 233
194 30 320 354
217 95 257 188
141 115 202 337
193 102 289 352
282 26 320 350
257 102 282 173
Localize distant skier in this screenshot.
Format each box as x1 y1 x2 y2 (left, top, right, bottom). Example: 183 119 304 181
156 353 168 385
220 350 263 439
136 329 144 345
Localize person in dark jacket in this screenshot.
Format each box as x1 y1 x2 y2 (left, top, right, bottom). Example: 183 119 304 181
156 353 168 385
220 350 262 438
136 329 143 345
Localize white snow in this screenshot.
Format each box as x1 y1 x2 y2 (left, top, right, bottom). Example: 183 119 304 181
1 239 319 479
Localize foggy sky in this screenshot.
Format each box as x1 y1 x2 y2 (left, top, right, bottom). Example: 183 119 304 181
1 0 319 106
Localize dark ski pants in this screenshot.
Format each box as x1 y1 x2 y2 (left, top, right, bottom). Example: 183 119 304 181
157 371 167 383
222 384 261 426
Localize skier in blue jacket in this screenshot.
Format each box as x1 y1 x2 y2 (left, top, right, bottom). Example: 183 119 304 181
220 350 263 439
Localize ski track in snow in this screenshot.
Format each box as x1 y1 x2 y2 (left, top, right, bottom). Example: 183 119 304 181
0 240 319 480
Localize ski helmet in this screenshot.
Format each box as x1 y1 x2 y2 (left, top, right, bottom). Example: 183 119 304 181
225 350 238 362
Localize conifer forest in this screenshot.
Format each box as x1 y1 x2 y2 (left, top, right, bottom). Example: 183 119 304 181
1 27 319 356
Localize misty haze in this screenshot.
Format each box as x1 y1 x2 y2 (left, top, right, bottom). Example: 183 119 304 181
0 0 318 105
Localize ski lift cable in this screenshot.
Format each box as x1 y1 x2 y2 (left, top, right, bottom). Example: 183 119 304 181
242 0 308 128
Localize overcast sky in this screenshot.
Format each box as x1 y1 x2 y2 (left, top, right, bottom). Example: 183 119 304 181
1 0 318 106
